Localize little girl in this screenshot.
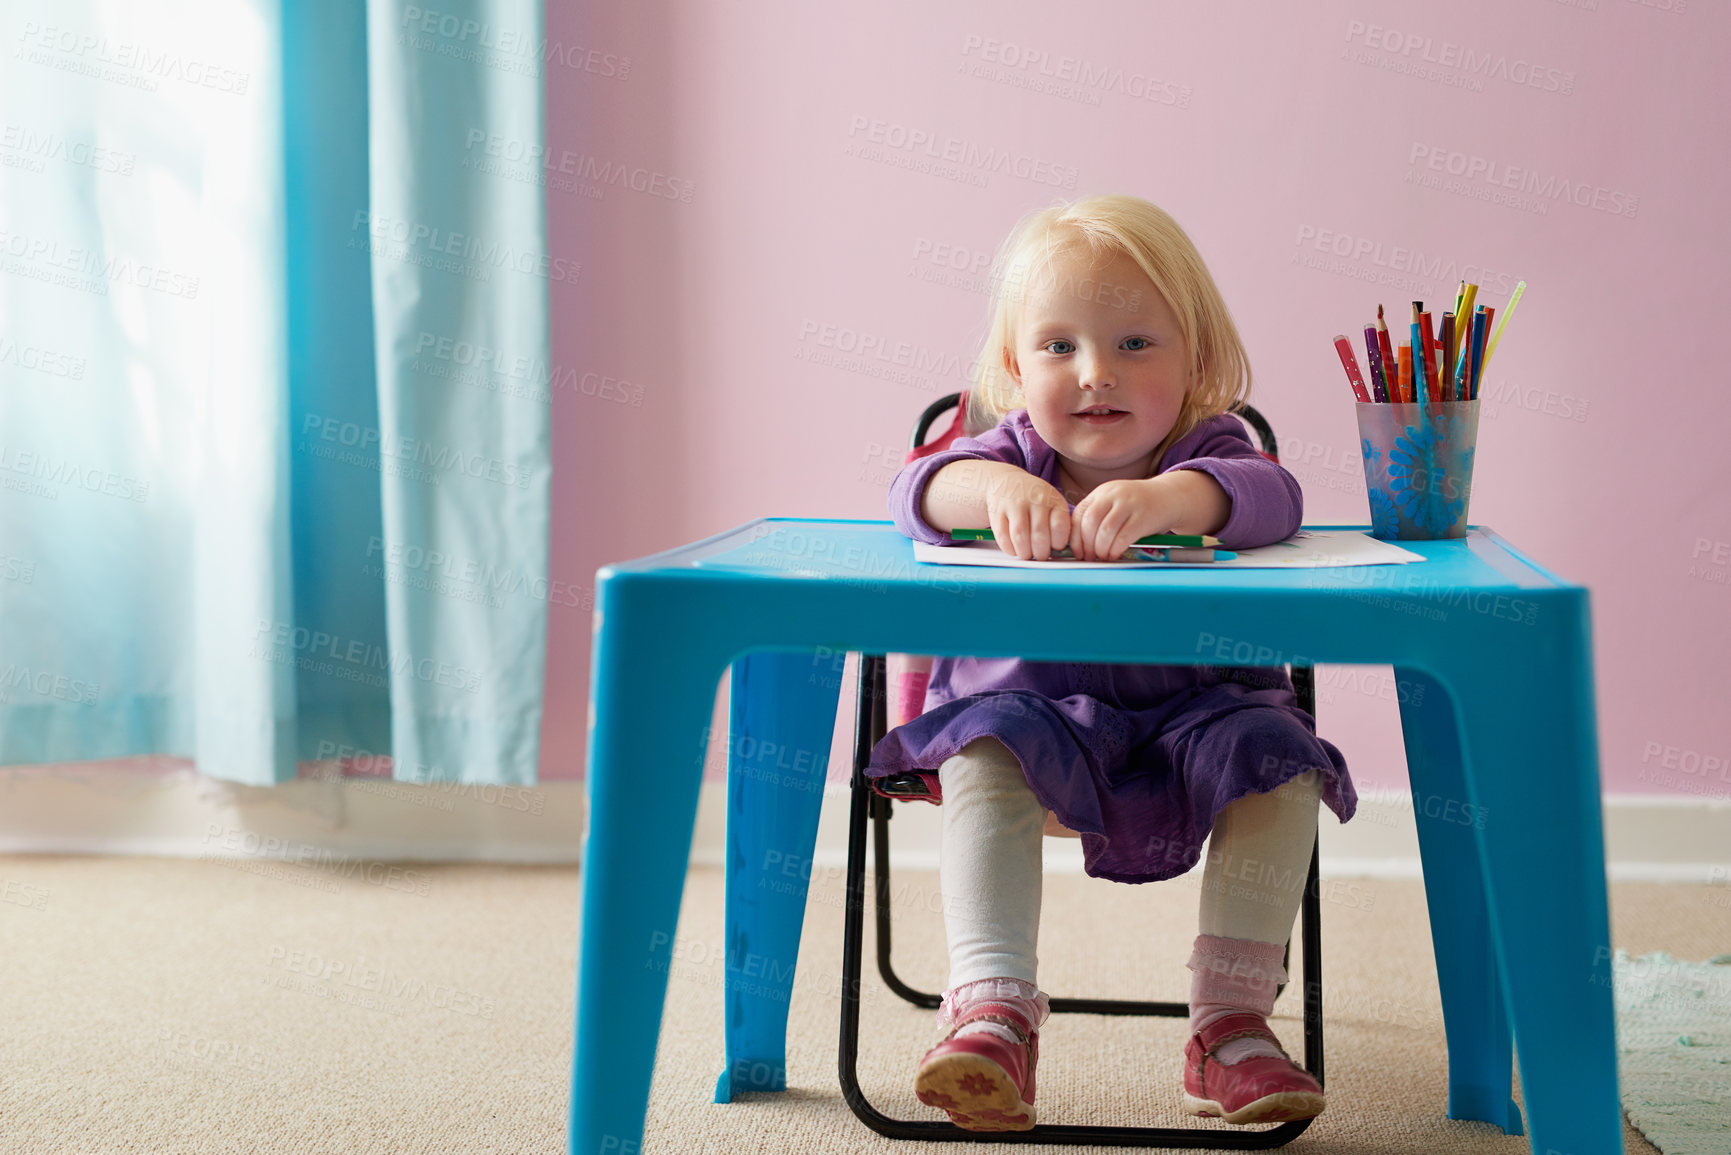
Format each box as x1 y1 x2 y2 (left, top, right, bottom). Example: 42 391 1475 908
865 194 1356 1131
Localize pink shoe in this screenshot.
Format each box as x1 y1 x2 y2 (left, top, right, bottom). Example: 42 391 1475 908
914 1001 1038 1131
1182 1012 1324 1125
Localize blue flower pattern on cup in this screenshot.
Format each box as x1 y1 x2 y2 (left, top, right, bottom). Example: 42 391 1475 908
1367 486 1400 539
1385 415 1469 537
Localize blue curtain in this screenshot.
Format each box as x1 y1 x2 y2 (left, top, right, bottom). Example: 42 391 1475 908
0 0 549 786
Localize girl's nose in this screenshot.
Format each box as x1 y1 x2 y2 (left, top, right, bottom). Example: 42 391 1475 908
1078 351 1115 389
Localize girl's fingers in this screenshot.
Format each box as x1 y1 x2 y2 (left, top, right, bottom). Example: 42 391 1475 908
1028 507 1050 561
1071 498 1094 561
1050 505 1071 559
990 506 1015 559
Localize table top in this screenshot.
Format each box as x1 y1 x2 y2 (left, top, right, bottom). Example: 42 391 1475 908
602 518 1578 595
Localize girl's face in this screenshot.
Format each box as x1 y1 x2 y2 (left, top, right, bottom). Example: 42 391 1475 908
1007 245 1192 492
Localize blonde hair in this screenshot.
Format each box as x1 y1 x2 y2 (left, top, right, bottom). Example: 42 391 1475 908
967 194 1251 469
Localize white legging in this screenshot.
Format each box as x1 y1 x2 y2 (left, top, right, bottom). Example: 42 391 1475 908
938 736 1321 988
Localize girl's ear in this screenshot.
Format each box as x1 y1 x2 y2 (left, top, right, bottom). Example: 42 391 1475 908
1001 345 1020 383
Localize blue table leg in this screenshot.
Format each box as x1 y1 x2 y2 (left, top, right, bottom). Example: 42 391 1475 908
714 650 842 1101
568 597 732 1155
1395 666 1522 1135
1439 623 1622 1155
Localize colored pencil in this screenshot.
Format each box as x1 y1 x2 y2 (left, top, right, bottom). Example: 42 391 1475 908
1397 342 1413 404
1450 282 1465 366
1333 335 1372 403
1363 325 1389 403
1468 307 1487 400
950 528 1221 547
1439 313 1456 401
1418 310 1440 401
1375 305 1397 397
1473 305 1494 398
1410 320 1425 406
1482 279 1525 371
1455 282 1480 374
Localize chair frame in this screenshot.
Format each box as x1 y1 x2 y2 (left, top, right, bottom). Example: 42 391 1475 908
836 395 1325 1146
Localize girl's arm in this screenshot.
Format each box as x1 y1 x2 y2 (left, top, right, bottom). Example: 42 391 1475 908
1158 415 1303 548
1068 415 1297 560
887 416 1073 560
922 459 1071 562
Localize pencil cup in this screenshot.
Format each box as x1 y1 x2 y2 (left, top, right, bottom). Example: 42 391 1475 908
1354 400 1479 540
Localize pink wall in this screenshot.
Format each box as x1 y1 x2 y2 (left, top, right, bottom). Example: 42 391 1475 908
542 0 1731 800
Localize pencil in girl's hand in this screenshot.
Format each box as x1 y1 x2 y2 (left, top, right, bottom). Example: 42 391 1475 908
1333 335 1372 402
1363 325 1389 402
950 528 1221 548
1483 280 1525 371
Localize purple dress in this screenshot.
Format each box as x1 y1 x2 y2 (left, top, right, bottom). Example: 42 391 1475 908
865 409 1357 884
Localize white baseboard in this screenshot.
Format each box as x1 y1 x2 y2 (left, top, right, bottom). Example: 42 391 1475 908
691 783 1731 884
1 765 1725 884
0 761 585 863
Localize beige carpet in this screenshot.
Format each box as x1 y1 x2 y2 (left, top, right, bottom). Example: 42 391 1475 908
0 854 1712 1154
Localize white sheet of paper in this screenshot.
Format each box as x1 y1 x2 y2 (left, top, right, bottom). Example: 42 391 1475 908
912 529 1424 570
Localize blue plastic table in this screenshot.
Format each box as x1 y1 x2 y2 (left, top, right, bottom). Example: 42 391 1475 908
572 518 1616 1155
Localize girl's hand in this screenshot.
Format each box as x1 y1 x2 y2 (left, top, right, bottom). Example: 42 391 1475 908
984 469 1072 561
1070 476 1188 562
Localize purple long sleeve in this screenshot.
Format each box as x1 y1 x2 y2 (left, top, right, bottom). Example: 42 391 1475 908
887 409 1302 550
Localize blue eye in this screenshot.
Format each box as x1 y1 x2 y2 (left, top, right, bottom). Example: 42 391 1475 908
1044 340 1074 355
1124 336 1150 350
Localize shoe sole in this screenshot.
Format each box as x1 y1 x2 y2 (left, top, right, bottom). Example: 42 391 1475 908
1183 1090 1325 1125
915 1052 1035 1132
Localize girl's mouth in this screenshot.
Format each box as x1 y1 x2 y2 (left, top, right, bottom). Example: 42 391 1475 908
1073 407 1128 425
